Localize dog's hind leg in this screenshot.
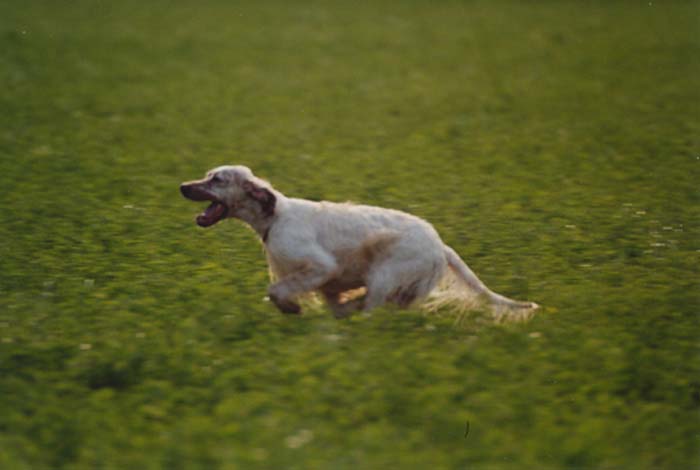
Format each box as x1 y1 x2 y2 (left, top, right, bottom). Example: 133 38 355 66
363 258 442 312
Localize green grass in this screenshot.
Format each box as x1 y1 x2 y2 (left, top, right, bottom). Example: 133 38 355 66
1 0 699 468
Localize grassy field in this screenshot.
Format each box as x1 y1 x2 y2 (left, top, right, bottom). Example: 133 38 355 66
1 0 699 468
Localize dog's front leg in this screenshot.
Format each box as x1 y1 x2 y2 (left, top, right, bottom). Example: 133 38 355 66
268 253 337 315
268 289 303 314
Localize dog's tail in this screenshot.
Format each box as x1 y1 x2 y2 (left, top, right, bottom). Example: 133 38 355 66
424 245 538 321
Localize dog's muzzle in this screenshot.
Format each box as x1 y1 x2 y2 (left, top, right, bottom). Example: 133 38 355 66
180 182 229 227
180 183 211 201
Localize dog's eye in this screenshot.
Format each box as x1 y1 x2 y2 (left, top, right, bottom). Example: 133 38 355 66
211 175 222 183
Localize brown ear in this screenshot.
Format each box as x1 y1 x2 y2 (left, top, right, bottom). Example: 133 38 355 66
242 180 276 217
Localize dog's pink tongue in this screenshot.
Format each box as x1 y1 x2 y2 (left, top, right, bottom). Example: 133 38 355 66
196 202 226 227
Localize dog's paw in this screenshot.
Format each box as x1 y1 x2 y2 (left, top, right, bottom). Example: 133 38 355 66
269 294 302 315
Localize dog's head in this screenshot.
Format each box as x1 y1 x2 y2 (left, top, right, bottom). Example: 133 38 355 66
180 165 276 227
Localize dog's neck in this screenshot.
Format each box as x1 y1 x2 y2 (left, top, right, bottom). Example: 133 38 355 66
233 191 286 243
248 215 275 243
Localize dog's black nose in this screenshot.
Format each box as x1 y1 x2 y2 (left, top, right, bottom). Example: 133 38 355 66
180 184 192 199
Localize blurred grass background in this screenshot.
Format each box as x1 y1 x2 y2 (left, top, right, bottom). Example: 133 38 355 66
0 0 698 468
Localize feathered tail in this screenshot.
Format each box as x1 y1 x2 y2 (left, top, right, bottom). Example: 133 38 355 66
424 245 538 322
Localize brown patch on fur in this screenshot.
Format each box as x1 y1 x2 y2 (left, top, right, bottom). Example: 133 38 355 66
242 181 276 217
317 233 398 307
391 281 420 308
360 232 400 263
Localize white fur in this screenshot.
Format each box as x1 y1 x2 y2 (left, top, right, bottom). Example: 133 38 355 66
181 165 538 319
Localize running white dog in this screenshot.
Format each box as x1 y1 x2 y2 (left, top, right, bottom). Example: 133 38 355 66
181 165 537 319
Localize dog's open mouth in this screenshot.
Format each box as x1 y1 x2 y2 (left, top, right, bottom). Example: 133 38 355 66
196 201 229 227
180 183 229 227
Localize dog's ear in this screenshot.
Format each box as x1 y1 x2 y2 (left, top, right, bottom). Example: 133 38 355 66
242 180 276 217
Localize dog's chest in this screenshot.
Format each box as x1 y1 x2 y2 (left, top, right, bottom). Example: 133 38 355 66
264 250 297 278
